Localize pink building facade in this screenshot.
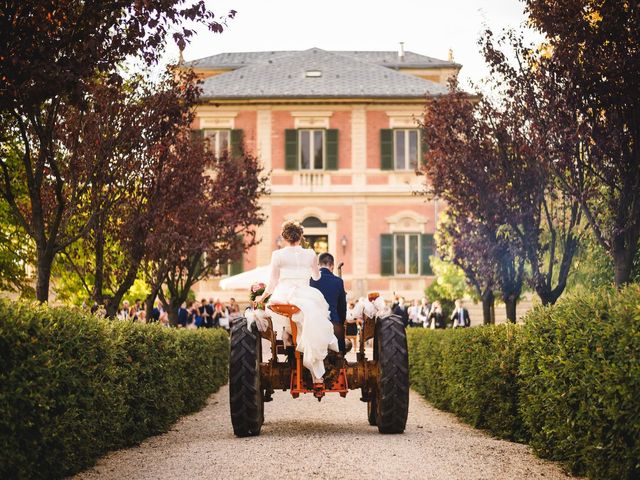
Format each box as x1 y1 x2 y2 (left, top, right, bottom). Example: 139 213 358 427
188 49 459 301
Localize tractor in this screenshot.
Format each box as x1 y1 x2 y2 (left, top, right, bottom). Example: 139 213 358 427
229 293 409 436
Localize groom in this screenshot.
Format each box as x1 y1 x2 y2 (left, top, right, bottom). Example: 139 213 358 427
310 252 347 353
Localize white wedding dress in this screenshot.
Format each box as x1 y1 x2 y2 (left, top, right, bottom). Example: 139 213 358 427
264 246 339 380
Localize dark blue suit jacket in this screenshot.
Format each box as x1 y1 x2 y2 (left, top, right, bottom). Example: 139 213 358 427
310 267 347 324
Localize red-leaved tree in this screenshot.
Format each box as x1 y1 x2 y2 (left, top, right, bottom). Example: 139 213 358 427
522 0 640 286
0 1 235 302
144 142 268 325
57 68 203 316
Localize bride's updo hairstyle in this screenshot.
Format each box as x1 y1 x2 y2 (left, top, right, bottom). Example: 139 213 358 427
281 220 304 244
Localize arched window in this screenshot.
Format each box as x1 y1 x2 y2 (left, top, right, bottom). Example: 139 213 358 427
302 216 327 228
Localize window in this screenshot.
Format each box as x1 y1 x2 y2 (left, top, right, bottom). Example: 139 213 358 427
380 233 433 276
285 129 338 171
299 129 325 170
394 129 419 170
203 129 230 157
302 216 327 228
394 233 420 275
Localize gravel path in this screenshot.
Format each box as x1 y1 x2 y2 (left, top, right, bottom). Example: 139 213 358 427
74 383 579 480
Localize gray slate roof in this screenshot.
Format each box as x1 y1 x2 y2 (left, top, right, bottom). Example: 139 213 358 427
198 48 450 100
186 49 460 70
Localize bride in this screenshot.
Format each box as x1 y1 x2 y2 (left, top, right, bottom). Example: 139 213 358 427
256 220 339 384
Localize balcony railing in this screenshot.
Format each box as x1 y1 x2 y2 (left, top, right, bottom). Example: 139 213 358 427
296 172 327 188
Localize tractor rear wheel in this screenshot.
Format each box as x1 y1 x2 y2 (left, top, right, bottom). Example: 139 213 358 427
229 318 264 437
374 314 409 434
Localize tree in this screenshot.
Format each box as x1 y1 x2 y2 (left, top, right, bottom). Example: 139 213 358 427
421 85 530 322
145 143 268 325
0 1 234 302
56 69 204 316
421 68 582 312
436 212 498 324
523 0 640 285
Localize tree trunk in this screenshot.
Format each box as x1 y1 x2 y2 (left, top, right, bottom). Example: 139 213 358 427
35 249 53 302
167 298 182 326
504 295 517 323
481 289 495 325
144 294 156 322
612 237 635 286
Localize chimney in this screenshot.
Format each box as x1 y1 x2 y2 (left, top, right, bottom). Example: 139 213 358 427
398 42 405 62
448 48 454 62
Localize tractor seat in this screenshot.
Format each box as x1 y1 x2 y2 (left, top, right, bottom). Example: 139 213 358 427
268 304 301 317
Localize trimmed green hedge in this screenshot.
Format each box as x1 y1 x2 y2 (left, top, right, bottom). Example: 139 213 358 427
408 324 525 441
0 301 228 479
520 286 640 480
408 285 640 480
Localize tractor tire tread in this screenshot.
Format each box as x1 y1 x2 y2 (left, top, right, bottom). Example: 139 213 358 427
376 314 409 434
229 318 263 437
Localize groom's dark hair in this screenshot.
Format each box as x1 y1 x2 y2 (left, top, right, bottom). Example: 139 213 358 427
318 253 335 267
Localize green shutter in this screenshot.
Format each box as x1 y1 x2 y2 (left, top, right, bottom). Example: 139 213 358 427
420 130 428 166
285 129 298 170
230 129 244 158
380 129 393 170
229 256 243 276
381 234 394 276
325 129 338 170
421 234 435 275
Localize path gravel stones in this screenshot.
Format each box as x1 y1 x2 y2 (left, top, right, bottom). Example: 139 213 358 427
74 384 579 480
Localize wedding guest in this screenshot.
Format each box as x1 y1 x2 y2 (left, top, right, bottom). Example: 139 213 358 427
186 303 197 329
212 298 226 328
159 309 169 327
408 299 421 327
129 299 142 322
118 300 130 320
137 310 147 324
228 297 240 319
177 302 189 328
392 296 409 327
427 301 446 329
188 301 203 328
419 297 431 327
345 300 361 352
205 298 215 328
451 299 471 328
150 301 161 323
199 299 210 328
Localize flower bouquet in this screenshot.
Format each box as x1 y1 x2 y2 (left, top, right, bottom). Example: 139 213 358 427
247 283 271 332
249 282 271 310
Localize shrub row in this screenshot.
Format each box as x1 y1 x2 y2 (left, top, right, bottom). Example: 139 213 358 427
0 301 229 479
408 285 640 480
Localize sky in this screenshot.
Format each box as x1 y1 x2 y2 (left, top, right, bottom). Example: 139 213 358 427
161 0 544 90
